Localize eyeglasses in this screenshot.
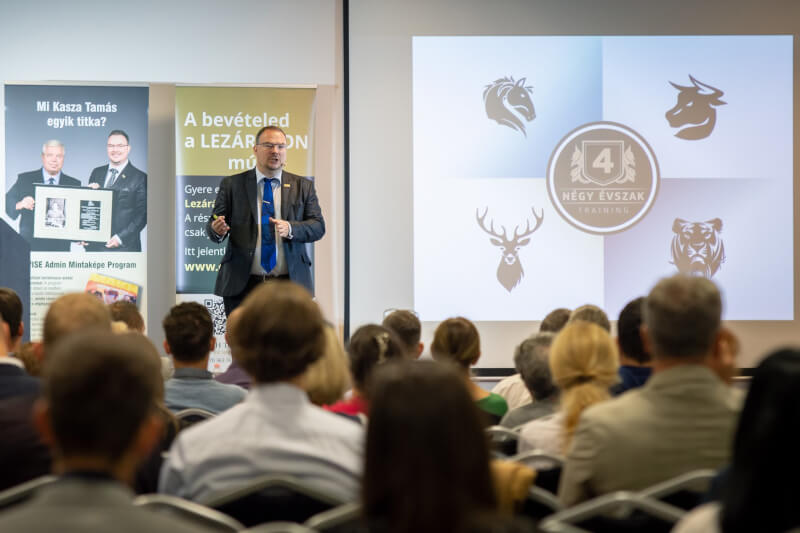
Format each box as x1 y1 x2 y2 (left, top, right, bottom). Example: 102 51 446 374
256 142 287 150
107 144 129 149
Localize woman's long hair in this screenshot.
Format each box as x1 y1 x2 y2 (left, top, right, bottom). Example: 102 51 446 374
550 321 619 451
720 349 800 533
363 360 496 533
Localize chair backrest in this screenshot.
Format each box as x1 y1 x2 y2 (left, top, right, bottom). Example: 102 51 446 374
134 493 245 531
639 469 716 510
305 502 362 533
243 522 320 533
486 425 520 456
0 475 57 512
509 450 564 494
204 475 345 527
520 485 563 522
174 408 216 430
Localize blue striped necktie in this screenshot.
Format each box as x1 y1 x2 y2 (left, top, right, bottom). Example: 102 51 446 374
261 178 277 273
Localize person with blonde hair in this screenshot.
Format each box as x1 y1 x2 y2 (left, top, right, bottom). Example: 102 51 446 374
431 317 508 424
519 321 619 455
303 326 351 406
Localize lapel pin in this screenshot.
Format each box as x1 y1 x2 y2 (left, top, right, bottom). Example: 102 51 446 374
283 183 291 188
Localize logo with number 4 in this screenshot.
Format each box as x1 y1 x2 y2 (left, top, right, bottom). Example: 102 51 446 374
570 140 635 186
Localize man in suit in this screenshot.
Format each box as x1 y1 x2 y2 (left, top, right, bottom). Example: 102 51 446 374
87 130 147 252
206 126 325 315
0 331 213 533
4 140 80 251
558 274 741 506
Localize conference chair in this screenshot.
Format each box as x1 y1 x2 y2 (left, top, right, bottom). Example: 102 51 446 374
204 475 345 527
509 449 564 495
538 491 686 533
486 425 520 456
243 522 320 533
639 469 716 511
0 475 56 512
519 485 563 521
304 502 362 533
174 408 216 430
133 493 245 531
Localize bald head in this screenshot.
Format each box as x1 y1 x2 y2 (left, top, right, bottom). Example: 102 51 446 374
43 293 112 349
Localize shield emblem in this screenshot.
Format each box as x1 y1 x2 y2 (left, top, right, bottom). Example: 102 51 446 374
581 140 625 186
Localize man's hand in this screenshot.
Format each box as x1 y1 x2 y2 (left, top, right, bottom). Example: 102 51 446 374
16 196 34 210
211 215 230 237
88 183 100 190
269 217 291 238
105 235 122 248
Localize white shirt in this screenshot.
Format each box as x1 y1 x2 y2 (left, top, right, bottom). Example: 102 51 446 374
158 382 364 503
103 160 129 188
41 168 61 185
491 374 533 410
519 411 565 456
250 169 290 276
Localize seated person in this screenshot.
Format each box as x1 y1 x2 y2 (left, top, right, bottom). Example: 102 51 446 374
611 296 652 396
214 307 251 390
431 317 508 424
109 301 145 334
303 326 352 407
162 302 246 414
382 309 424 359
159 282 364 502
0 331 209 532
499 332 557 428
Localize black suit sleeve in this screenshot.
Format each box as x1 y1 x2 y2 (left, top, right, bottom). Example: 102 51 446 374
116 170 147 245
290 179 325 243
5 175 30 221
206 176 230 243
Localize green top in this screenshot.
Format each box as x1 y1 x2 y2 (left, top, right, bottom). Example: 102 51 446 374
476 392 509 417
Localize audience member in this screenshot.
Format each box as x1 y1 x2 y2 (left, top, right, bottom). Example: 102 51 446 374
0 331 210 532
382 309 424 358
610 296 652 396
567 304 611 332
499 332 557 428
14 342 42 377
0 288 24 355
214 307 251 389
159 281 364 502
0 288 38 400
108 300 145 333
558 274 741 506
303 325 351 406
363 360 531 533
539 307 571 333
674 349 800 533
431 317 508 424
519 322 618 455
326 324 405 417
162 302 246 414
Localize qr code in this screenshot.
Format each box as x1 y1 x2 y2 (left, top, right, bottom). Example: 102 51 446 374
204 298 227 336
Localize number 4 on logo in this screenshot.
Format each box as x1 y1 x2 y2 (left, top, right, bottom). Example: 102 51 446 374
593 147 614 174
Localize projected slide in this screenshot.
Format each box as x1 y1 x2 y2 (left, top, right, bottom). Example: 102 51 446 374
413 36 792 321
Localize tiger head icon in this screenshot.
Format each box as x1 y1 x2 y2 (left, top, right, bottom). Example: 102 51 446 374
670 218 725 279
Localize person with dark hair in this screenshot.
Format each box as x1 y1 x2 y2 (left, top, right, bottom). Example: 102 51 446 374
162 302 246 414
109 301 145 333
86 129 147 251
364 360 525 533
207 126 325 315
0 331 208 533
326 324 405 417
382 309 423 358
499 332 557 428
432 317 508 424
0 287 24 355
159 282 363 502
610 296 652 396
540 307 571 333
568 304 611 332
214 307 252 389
674 349 800 533
0 288 37 399
559 275 741 506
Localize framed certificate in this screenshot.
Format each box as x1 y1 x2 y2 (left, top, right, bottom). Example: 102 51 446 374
32 184 114 242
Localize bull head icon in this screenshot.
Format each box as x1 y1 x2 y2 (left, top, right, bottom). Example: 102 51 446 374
476 207 544 292
665 75 727 140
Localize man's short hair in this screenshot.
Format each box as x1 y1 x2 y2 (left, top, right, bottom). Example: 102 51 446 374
514 332 556 400
162 302 213 363
109 301 145 333
255 126 287 144
0 288 23 341
618 297 650 364
382 310 421 354
44 331 161 461
43 293 112 348
230 281 325 383
568 304 611 332
644 274 722 359
540 308 571 333
108 129 129 143
41 139 64 154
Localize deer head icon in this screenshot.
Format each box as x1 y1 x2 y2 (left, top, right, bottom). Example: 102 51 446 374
476 207 544 292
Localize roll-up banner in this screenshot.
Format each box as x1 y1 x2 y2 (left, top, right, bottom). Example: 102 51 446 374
175 86 316 371
2 84 149 340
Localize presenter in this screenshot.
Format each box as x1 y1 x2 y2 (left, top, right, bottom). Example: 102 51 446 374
4 140 80 251
206 126 325 316
87 130 147 252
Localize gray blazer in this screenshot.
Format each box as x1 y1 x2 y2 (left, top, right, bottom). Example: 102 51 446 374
558 365 742 507
206 169 324 296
